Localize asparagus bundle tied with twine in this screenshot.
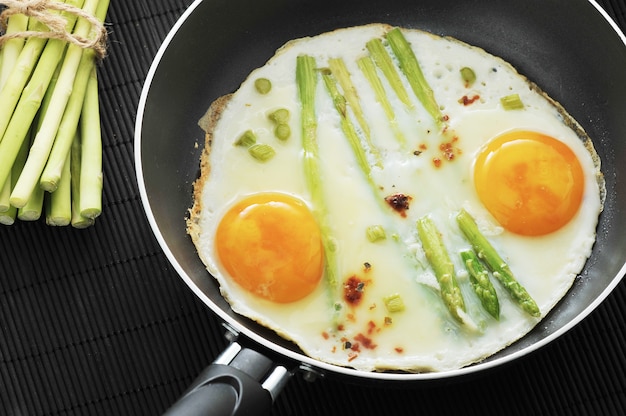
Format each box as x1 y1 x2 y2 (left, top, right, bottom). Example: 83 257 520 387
0 0 109 227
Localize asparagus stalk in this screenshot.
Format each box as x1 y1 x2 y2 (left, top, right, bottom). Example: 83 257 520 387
357 56 407 147
0 14 29 88
327 58 382 166
456 209 541 318
366 38 413 108
386 28 446 129
417 216 466 323
16 123 44 221
0 18 50 141
460 249 500 320
45 150 72 226
70 131 94 228
296 55 340 297
0 1 85 142
0 131 30 225
0 14 29 212
40 0 110 192
321 69 374 184
0 1 85 200
17 183 44 221
11 0 104 207
78 65 103 219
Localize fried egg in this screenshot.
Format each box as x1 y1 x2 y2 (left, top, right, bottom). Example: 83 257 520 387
188 24 604 372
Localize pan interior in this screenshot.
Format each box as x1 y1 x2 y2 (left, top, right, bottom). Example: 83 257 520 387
136 0 626 380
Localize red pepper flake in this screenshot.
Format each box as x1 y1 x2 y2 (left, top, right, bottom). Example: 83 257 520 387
354 333 377 350
439 141 456 161
348 352 359 362
395 347 405 354
337 324 345 331
344 276 365 306
459 94 480 106
321 331 329 340
433 136 462 167
350 342 361 353
367 320 377 335
384 193 412 217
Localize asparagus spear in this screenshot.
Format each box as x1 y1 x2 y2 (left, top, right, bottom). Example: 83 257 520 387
78 65 103 219
296 55 340 298
11 0 105 207
0 131 30 225
0 14 29 213
0 18 51 141
327 58 382 167
460 249 500 320
321 69 374 184
357 56 407 147
70 131 95 228
16 126 43 222
45 151 72 226
0 14 29 88
40 0 110 192
456 209 541 318
386 28 446 129
417 216 466 323
0 1 85 200
366 38 413 108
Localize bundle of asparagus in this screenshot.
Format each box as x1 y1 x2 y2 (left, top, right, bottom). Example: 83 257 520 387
0 0 109 227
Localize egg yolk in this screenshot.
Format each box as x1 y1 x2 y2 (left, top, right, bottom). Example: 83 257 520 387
474 131 584 236
215 193 324 303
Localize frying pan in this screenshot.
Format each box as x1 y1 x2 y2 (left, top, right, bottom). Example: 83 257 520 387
135 0 626 414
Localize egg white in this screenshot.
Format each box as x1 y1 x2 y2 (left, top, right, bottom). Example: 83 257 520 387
189 24 603 372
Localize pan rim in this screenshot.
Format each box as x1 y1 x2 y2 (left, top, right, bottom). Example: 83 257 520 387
134 0 626 381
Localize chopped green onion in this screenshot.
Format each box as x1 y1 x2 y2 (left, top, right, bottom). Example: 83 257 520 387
366 224 387 242
268 108 290 124
274 123 291 141
383 294 406 313
248 143 276 162
460 67 476 87
235 130 257 147
254 78 272 94
500 93 524 110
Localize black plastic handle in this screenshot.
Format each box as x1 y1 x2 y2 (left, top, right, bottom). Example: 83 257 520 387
163 342 291 416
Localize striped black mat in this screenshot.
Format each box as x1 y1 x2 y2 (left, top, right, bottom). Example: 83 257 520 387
1 1 625 415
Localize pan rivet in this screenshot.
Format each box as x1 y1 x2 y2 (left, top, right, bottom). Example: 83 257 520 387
299 364 324 383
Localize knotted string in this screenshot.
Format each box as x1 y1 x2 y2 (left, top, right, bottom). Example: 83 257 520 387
0 0 107 60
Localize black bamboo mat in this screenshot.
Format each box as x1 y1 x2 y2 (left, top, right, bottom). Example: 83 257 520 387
1 1 626 415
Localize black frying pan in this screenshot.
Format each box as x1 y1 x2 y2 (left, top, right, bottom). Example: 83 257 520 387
135 0 626 414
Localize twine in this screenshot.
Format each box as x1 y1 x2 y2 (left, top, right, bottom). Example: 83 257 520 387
0 0 107 60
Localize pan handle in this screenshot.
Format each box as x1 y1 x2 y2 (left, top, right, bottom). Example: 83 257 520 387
163 342 291 416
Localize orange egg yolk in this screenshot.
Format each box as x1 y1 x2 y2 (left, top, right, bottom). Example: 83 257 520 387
215 193 324 303
474 131 584 236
